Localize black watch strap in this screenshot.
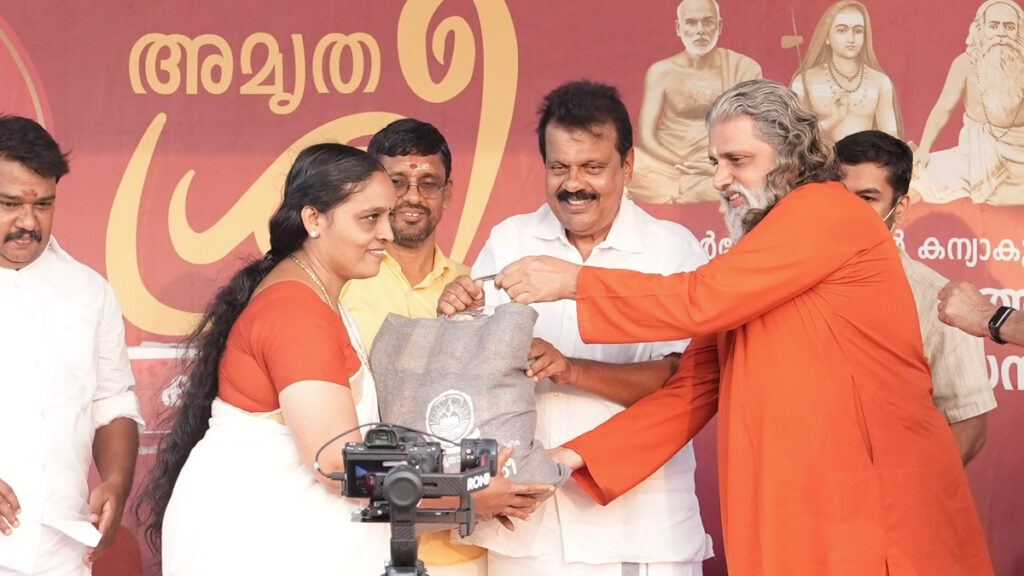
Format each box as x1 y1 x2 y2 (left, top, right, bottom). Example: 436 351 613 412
988 306 1014 345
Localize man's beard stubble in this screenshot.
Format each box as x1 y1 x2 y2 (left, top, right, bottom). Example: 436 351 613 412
390 202 437 248
977 38 1024 121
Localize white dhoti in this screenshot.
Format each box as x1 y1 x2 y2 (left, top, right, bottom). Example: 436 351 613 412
0 527 89 576
912 114 1024 205
161 398 391 576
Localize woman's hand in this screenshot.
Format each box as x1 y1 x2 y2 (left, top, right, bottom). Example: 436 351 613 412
471 445 554 531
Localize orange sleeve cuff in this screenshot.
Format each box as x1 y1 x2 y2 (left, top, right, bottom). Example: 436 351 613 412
564 438 615 506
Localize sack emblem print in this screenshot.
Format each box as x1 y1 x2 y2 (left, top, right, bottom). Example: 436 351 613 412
426 389 476 441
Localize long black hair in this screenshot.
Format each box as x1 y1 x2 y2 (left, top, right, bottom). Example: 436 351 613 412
134 143 385 554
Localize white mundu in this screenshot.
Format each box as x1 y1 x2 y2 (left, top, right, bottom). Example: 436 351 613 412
161 313 391 576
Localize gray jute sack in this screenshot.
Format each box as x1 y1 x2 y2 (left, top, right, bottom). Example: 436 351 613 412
370 303 571 487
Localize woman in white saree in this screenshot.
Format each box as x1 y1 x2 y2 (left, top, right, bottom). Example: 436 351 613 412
134 144 545 575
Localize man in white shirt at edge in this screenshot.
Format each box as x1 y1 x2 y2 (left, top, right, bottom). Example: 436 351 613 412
438 81 713 575
0 116 143 576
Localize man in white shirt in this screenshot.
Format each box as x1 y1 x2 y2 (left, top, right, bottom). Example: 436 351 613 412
438 81 712 576
0 116 143 576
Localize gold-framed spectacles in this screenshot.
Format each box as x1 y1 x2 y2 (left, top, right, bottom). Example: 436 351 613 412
391 178 448 199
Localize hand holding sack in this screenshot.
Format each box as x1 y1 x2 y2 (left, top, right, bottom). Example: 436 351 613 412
371 303 571 487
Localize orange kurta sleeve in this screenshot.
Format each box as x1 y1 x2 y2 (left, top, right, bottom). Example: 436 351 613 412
576 182 891 343
566 334 720 505
571 183 994 574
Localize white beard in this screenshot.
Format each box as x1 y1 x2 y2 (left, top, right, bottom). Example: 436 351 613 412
722 182 773 243
683 33 719 57
977 40 1024 120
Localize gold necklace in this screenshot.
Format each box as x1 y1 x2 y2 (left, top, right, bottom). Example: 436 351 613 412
339 306 370 368
289 254 336 314
288 254 369 367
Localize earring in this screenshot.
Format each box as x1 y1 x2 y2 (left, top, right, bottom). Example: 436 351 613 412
310 230 320 239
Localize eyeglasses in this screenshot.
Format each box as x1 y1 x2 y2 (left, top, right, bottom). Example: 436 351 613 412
391 178 448 199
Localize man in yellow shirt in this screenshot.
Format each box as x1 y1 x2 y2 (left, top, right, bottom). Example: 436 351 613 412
339 118 480 575
341 118 469 349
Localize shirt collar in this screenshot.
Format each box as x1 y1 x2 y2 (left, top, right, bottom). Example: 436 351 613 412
382 244 454 287
424 244 455 281
0 235 62 276
532 195 645 254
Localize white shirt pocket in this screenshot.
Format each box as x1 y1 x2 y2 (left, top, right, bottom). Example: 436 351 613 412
49 306 98 407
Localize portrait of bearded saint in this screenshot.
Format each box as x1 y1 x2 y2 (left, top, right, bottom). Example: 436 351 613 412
912 0 1024 205
971 1 1024 134
790 0 904 145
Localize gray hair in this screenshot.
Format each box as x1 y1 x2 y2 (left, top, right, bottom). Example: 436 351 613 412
706 79 840 202
966 0 1024 58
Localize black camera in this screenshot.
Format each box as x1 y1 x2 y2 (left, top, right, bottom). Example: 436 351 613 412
335 425 500 576
342 427 446 499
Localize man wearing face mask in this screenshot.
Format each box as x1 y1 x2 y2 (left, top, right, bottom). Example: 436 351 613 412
629 0 762 204
438 81 713 576
836 130 996 465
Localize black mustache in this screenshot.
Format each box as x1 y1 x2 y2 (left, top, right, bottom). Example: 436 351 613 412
4 229 42 242
391 202 432 218
557 190 598 202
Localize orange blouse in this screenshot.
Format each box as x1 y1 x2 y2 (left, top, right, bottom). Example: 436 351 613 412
218 281 361 413
564 183 993 576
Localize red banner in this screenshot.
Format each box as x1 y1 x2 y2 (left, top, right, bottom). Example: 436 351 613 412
4 1 1023 574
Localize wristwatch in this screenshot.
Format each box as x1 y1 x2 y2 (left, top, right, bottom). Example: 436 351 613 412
988 306 1014 345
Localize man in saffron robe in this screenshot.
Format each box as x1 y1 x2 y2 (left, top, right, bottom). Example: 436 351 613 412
490 80 994 576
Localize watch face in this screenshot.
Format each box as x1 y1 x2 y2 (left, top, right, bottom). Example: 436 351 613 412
989 306 1013 344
